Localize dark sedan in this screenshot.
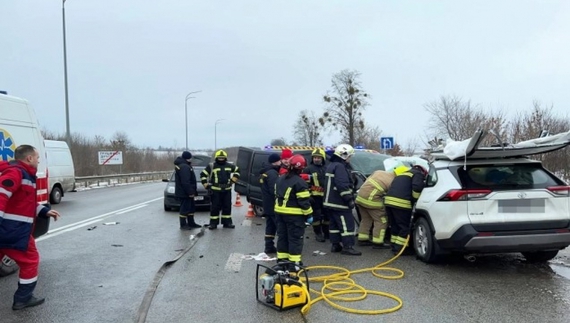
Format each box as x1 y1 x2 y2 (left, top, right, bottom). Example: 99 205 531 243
163 166 210 211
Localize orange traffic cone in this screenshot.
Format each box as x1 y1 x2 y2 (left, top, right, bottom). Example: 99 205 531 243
233 193 243 207
246 204 255 218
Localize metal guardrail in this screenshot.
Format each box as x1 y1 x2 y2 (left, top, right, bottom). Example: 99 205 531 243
74 171 172 188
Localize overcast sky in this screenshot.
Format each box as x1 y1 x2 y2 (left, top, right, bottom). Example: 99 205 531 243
2 1 569 151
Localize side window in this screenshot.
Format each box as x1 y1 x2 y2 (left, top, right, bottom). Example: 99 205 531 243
251 153 269 178
425 165 438 187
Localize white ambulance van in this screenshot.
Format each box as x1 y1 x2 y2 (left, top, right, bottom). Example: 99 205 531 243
45 139 75 204
0 91 51 276
0 92 50 230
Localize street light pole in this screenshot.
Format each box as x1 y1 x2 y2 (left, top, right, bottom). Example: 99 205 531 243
214 119 225 151
62 0 71 144
185 90 202 150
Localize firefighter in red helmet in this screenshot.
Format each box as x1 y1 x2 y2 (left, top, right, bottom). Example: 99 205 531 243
274 154 313 271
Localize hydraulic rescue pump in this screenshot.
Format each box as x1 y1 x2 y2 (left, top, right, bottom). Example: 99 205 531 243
256 262 309 311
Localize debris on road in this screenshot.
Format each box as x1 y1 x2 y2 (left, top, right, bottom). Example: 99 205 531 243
103 222 120 225
87 226 97 231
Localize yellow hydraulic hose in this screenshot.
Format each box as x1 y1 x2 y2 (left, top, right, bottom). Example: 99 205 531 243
299 236 409 316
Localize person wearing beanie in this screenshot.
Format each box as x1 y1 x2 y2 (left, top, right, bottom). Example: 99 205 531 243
259 153 282 254
278 149 293 176
173 151 202 230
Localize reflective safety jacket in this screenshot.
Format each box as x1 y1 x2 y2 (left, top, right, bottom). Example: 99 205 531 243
259 163 280 216
274 173 313 216
200 161 240 191
0 161 50 251
302 162 326 197
323 155 354 210
174 156 197 197
384 168 426 210
355 170 395 209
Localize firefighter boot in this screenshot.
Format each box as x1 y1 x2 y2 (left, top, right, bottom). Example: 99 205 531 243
331 243 343 253
313 225 325 242
12 282 45 311
186 215 202 229
341 246 362 256
264 238 277 254
179 216 191 230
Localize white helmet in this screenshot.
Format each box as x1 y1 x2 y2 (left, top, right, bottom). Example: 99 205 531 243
334 144 355 160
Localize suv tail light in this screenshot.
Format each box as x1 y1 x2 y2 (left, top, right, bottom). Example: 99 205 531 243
438 189 492 201
547 186 570 197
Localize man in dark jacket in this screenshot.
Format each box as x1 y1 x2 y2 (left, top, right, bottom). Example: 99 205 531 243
174 151 202 230
259 153 281 254
0 145 60 310
384 165 427 254
323 144 361 256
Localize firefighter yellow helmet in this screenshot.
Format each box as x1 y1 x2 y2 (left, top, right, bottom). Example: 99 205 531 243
311 148 326 159
214 150 228 159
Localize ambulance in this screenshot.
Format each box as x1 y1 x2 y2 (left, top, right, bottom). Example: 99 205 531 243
0 92 50 234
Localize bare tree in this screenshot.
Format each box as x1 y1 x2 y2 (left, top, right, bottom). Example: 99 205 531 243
424 95 508 144
320 69 369 146
353 123 382 151
292 110 324 146
403 138 420 156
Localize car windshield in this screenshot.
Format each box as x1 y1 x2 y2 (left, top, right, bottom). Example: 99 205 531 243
350 151 390 176
458 163 561 190
169 167 204 182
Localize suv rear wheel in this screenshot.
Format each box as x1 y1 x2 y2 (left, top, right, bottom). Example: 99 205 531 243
521 250 559 263
413 217 441 263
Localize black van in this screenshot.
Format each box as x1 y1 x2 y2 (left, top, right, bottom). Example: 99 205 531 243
234 146 391 216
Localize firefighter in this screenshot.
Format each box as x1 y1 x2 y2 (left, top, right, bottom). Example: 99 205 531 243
259 153 281 254
355 169 396 249
201 150 240 229
323 144 361 256
174 151 202 230
384 164 427 254
302 148 329 242
274 154 313 271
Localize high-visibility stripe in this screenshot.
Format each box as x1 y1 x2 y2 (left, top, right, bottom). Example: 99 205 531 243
0 211 3 218
340 215 353 237
3 213 35 223
221 215 232 219
35 204 44 215
296 191 310 199
384 196 412 209
274 206 305 215
0 187 12 198
355 195 383 208
412 191 421 199
323 202 348 209
20 276 38 284
277 252 290 259
330 229 340 234
289 254 301 262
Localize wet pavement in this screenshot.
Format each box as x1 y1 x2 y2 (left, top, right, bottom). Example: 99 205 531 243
1 182 569 322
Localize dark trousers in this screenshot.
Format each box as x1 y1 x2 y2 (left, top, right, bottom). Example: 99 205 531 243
264 213 277 249
386 206 412 248
275 213 306 263
179 197 197 227
310 197 329 234
210 190 232 226
327 208 356 248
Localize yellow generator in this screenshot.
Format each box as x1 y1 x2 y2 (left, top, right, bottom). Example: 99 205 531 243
256 263 309 311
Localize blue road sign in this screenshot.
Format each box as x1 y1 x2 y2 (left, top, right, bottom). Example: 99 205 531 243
380 137 394 150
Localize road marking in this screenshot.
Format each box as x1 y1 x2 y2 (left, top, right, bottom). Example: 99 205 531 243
36 197 162 242
225 253 244 273
115 204 147 215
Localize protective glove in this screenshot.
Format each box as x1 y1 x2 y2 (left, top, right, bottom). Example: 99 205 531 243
231 177 238 183
203 183 209 189
306 216 313 224
300 173 310 181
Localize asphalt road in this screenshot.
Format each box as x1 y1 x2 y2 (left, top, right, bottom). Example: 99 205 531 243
1 181 570 323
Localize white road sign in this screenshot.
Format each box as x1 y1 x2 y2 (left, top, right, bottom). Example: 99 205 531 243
98 151 123 165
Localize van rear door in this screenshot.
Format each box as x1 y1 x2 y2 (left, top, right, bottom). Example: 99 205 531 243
235 147 253 196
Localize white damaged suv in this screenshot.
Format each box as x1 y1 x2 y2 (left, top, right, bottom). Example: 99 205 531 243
412 130 570 263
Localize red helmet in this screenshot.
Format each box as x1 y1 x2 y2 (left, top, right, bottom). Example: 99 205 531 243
289 155 307 170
